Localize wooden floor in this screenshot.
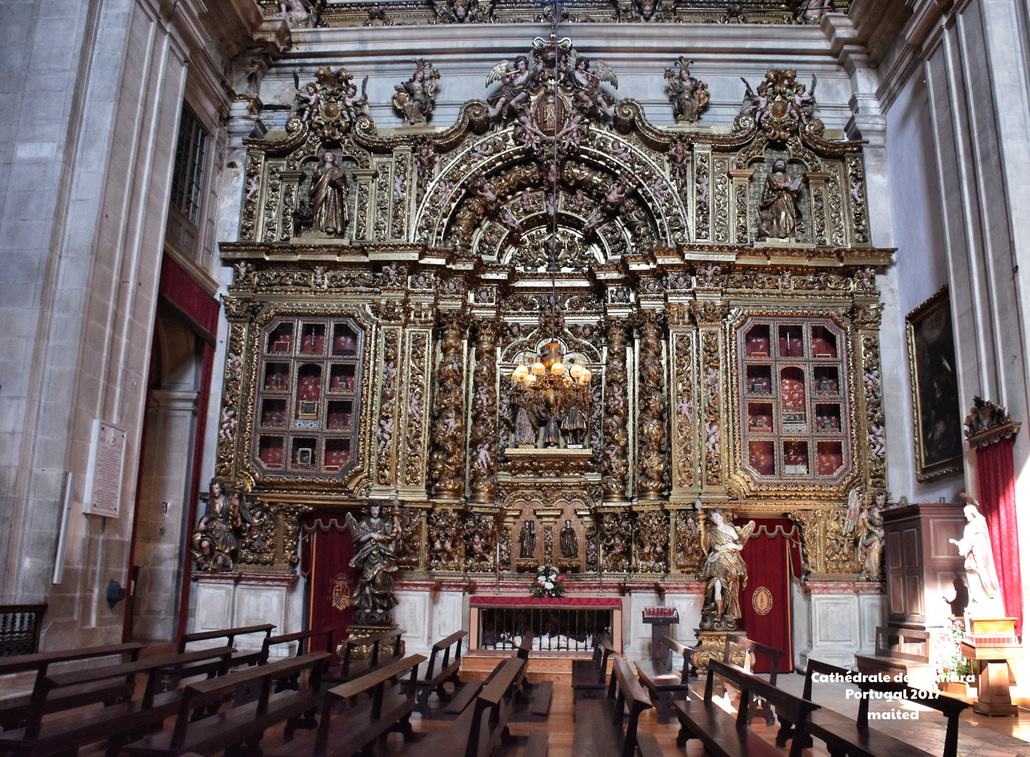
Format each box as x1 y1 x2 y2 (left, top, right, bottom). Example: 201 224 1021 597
69 667 1030 756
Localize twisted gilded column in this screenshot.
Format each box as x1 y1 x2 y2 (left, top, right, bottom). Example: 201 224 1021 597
469 318 498 504
636 312 669 500
601 319 631 502
430 312 468 501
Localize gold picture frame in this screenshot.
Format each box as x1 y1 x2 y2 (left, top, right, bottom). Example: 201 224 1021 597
905 287 963 481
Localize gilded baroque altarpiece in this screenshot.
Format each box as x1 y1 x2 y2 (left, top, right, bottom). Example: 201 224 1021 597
207 40 892 588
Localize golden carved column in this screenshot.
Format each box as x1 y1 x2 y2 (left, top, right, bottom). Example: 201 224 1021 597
398 301 435 498
854 300 886 490
374 300 405 492
430 311 468 502
469 318 499 504
636 311 669 501
668 302 700 500
729 168 754 245
693 301 729 499
601 318 631 503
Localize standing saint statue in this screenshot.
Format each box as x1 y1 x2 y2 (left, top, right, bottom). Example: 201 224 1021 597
519 520 536 559
950 494 1004 616
757 159 804 240
856 491 886 580
559 519 578 560
310 150 348 235
698 509 755 631
345 502 401 626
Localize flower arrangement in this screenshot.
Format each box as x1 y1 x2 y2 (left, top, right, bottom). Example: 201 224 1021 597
530 565 566 598
933 618 971 682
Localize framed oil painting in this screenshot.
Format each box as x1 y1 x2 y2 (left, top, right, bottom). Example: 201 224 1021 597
905 287 963 481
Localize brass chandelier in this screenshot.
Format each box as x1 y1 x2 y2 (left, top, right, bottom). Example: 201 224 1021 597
509 0 592 449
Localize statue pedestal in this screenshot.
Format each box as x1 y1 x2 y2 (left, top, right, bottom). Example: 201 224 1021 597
335 623 403 662
690 631 748 671
962 617 1021 717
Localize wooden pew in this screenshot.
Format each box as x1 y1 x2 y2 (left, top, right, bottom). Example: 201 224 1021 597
336 627 404 681
260 628 335 693
411 649 530 757
442 632 535 720
634 634 691 723
572 658 660 757
803 659 970 757
121 651 329 757
570 633 616 701
0 643 145 730
177 623 275 672
674 658 819 757
412 630 466 715
723 634 783 725
0 646 235 756
268 653 425 757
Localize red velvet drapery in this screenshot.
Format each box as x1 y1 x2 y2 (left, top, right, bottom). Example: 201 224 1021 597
975 436 1023 636
301 517 357 652
738 518 798 673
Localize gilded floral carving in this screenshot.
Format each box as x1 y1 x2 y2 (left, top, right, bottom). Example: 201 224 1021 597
430 313 468 500
469 319 499 503
601 320 630 501
636 312 669 499
635 509 669 573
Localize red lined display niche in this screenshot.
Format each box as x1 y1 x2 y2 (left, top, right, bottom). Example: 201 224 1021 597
253 316 364 478
738 316 851 485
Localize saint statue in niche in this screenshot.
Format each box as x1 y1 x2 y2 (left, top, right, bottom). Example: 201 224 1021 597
559 519 578 559
519 520 536 559
757 159 804 240
310 151 348 235
698 509 755 631
950 494 1004 616
345 502 401 626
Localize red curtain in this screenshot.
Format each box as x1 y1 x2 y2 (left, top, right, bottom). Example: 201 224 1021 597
738 517 796 673
301 517 357 655
975 437 1023 636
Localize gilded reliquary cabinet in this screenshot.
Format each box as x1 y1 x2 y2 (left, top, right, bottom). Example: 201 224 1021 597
211 45 892 590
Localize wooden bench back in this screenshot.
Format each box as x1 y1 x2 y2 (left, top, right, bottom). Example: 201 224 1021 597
339 628 404 677
469 655 527 757
425 630 466 682
610 658 653 757
724 634 782 683
0 642 145 677
656 634 691 678
178 623 275 651
709 659 818 757
316 653 426 755
517 632 535 660
857 675 968 755
23 647 234 741
873 626 930 663
171 651 329 750
261 628 335 662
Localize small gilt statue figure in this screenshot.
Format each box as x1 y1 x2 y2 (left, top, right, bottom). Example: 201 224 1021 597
665 56 709 123
698 509 755 631
950 494 1004 616
856 491 886 580
392 58 440 126
310 151 348 236
191 480 239 572
345 502 401 626
757 159 804 241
